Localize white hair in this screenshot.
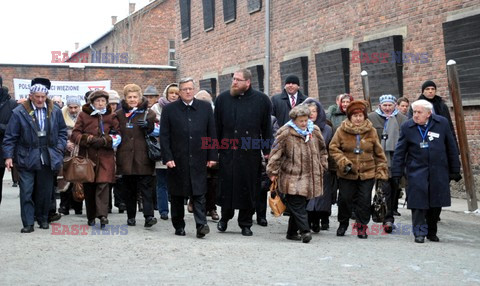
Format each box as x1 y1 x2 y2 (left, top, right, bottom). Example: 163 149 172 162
412 99 433 112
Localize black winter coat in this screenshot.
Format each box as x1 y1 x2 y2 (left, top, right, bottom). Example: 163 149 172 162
0 93 17 163
214 87 272 209
160 99 217 197
271 89 307 127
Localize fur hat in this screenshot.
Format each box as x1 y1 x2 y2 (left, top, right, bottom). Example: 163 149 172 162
346 100 368 120
88 90 109 104
421 80 436 93
285 75 300 86
107 90 120 104
31 78 51 90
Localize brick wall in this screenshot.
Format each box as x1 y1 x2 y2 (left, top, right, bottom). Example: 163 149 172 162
73 0 176 66
0 64 176 97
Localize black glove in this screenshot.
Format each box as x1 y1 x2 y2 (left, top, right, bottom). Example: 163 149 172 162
343 164 352 175
136 120 149 129
391 176 401 190
449 173 462 182
89 137 105 148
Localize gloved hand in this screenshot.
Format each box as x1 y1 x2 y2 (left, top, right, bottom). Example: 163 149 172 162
136 120 149 130
343 164 352 175
391 176 401 191
449 173 462 182
89 137 105 148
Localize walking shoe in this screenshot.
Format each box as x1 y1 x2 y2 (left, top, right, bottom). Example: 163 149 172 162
196 224 210 238
257 218 268 227
320 224 329 231
336 225 347 236
88 219 95 226
427 235 440 242
415 236 425 243
21 226 34 233
393 210 401 216
127 218 136 226
187 200 194 213
301 232 312 243
286 233 302 241
144 217 157 228
311 223 321 233
48 213 62 223
217 220 228 232
207 210 219 221
175 228 186 236
383 222 393 233
160 214 169 220
118 203 127 214
58 207 69 215
39 222 49 229
100 216 109 227
241 227 253 236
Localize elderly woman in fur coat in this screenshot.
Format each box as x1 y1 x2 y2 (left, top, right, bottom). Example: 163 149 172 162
267 105 328 243
71 91 120 227
329 100 388 239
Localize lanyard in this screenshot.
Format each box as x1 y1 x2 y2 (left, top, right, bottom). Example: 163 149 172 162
128 111 138 123
99 117 105 135
417 125 429 142
356 134 361 148
383 118 389 134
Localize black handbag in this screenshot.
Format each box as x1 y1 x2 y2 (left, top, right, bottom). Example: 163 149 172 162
371 180 387 223
143 111 162 161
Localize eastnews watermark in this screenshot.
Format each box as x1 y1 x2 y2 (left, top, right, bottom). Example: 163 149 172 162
201 137 275 150
351 51 430 64
51 223 129 235
350 223 428 236
51 51 128 64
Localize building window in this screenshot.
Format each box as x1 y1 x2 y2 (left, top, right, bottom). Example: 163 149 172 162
202 0 215 31
168 40 176 66
180 0 191 40
223 0 236 23
247 0 261 14
443 13 480 105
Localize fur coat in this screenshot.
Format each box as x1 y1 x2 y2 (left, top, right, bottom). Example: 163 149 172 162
329 119 388 181
267 124 328 199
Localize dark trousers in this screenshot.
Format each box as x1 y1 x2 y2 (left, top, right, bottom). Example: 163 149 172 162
59 184 83 212
383 178 396 224
122 175 154 219
220 207 254 228
308 211 330 226
286 194 310 235
338 178 375 227
411 207 441 237
84 183 110 220
0 167 4 205
255 183 268 221
19 165 55 226
205 177 217 212
171 194 207 230
113 177 125 207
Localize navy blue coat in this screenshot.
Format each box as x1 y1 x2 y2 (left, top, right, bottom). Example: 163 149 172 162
160 98 218 197
3 99 67 171
391 114 460 209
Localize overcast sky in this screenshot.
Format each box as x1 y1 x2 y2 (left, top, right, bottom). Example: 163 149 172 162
0 0 151 64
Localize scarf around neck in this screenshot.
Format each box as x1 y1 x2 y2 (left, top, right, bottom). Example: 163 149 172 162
89 104 106 116
287 119 314 142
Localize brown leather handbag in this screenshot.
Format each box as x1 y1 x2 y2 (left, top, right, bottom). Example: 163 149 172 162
63 142 96 183
268 179 286 217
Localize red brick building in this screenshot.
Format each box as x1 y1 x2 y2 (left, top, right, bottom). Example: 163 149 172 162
174 0 480 197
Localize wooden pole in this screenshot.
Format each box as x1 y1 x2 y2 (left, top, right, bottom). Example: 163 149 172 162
361 70 372 112
446 60 478 211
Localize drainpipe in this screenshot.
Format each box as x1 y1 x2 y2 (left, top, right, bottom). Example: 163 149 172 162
265 0 270 96
89 44 97 63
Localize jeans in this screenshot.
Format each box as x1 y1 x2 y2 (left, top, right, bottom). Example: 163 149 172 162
156 169 169 216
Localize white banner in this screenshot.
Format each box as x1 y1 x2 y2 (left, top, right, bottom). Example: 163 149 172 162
13 79 111 104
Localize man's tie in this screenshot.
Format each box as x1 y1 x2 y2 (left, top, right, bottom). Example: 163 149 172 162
291 95 296 108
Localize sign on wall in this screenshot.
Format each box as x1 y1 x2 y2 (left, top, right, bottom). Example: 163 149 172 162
13 79 111 103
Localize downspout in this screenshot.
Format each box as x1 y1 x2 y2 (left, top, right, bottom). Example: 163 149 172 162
265 0 270 96
89 44 97 63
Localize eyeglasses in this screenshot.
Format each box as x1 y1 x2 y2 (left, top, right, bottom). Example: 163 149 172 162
180 87 194 92
232 77 247 82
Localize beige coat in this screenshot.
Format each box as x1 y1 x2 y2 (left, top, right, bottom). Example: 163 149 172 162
267 125 328 199
329 119 388 181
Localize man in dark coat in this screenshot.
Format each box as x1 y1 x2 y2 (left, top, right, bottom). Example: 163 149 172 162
160 78 217 238
392 99 461 243
214 68 272 236
0 77 18 205
407 80 457 145
271 75 308 127
3 78 68 233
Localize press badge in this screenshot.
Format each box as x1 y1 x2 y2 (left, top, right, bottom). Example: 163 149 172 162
427 131 440 138
126 122 134 129
37 131 47 137
420 141 429 149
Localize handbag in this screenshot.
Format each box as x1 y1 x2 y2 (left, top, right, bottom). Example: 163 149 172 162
72 183 85 202
63 142 96 183
143 111 162 161
268 179 286 217
371 180 387 223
